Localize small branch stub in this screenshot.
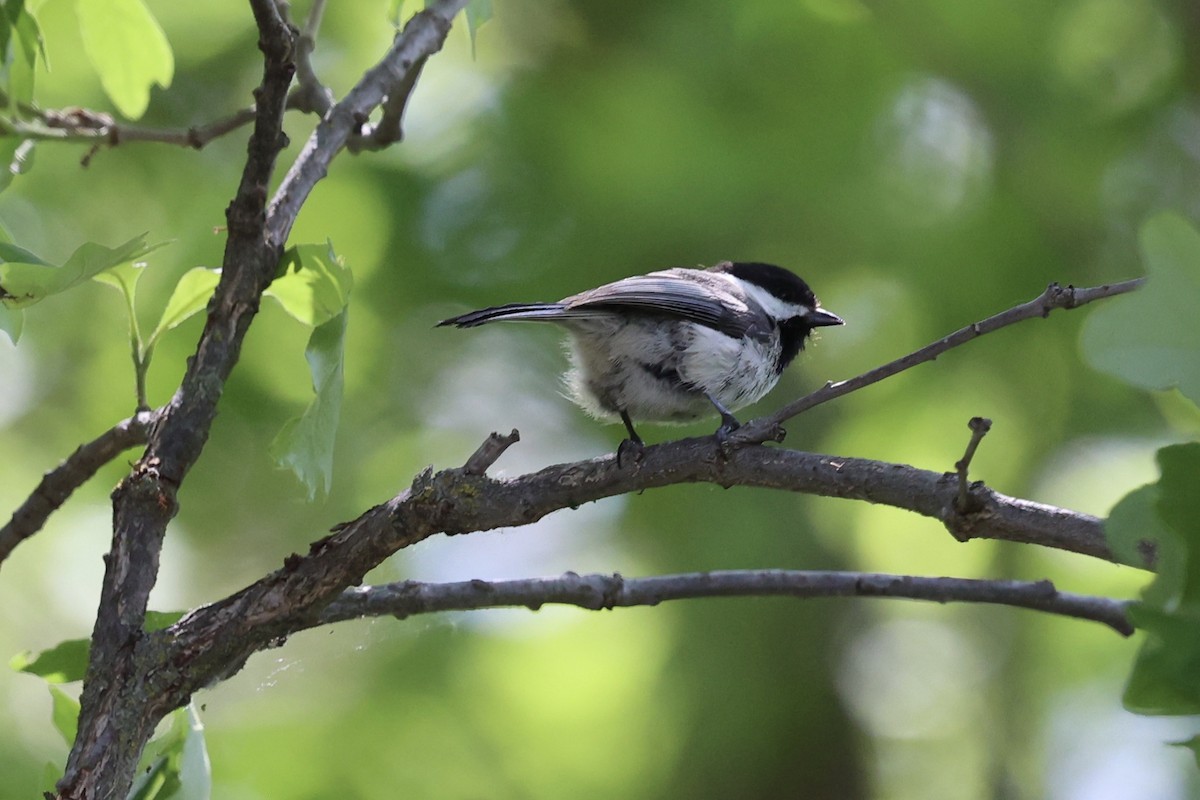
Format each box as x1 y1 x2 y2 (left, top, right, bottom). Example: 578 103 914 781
955 417 992 515
462 429 520 476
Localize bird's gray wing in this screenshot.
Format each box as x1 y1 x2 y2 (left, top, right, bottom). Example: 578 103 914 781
562 269 751 337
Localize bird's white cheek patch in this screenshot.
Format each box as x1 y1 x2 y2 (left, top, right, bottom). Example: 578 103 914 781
741 282 808 322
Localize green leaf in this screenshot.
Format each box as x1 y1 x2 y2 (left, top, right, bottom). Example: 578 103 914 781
1106 484 1183 607
387 0 407 27
0 240 48 265
146 267 219 348
270 311 348 500
6 33 33 108
0 302 21 342
94 261 147 353
76 0 173 119
1124 604 1200 715
466 0 492 57
0 233 162 309
0 4 12 64
10 638 89 683
1155 443 1200 611
3 0 43 114
128 759 172 800
177 704 212 800
41 762 60 797
13 0 47 70
49 685 80 746
8 0 43 68
93 260 146 305
129 703 210 800
266 243 353 327
1117 444 1200 717
1081 213 1200 406
0 239 47 263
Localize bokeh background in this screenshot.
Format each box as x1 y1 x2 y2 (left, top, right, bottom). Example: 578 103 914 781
2 0 1199 797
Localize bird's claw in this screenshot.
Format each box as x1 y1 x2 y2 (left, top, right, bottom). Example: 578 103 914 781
713 417 741 455
617 437 645 469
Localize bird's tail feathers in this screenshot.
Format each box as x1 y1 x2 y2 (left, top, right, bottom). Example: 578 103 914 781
438 303 571 328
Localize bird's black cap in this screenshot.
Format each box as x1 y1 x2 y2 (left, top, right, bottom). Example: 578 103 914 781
715 261 818 309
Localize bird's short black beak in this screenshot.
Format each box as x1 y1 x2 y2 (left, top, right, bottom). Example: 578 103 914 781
807 308 844 328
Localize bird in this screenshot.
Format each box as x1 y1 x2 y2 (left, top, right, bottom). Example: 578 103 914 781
438 261 843 450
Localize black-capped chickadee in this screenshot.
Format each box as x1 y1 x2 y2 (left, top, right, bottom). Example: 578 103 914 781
439 261 843 447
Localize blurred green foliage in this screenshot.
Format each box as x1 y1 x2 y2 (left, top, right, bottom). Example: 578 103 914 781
1 0 1199 797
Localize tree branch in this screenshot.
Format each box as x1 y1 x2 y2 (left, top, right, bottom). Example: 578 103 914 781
317 571 1135 636
734 279 1146 443
11 105 259 152
56 3 472 795
56 1 298 796
266 0 470 243
138 431 1127 718
0 411 155 567
352 54 429 151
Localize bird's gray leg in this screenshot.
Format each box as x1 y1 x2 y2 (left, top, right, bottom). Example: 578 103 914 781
705 392 742 445
617 410 644 467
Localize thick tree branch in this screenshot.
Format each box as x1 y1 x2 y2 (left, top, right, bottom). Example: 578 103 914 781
734 279 1146 443
139 433 1127 716
57 2 298 796
317 571 1135 636
0 411 154 567
56 4 472 796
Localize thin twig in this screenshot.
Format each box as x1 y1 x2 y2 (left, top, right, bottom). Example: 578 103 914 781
0 411 156 567
317 570 1135 636
955 417 992 514
19 105 258 153
734 279 1146 443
